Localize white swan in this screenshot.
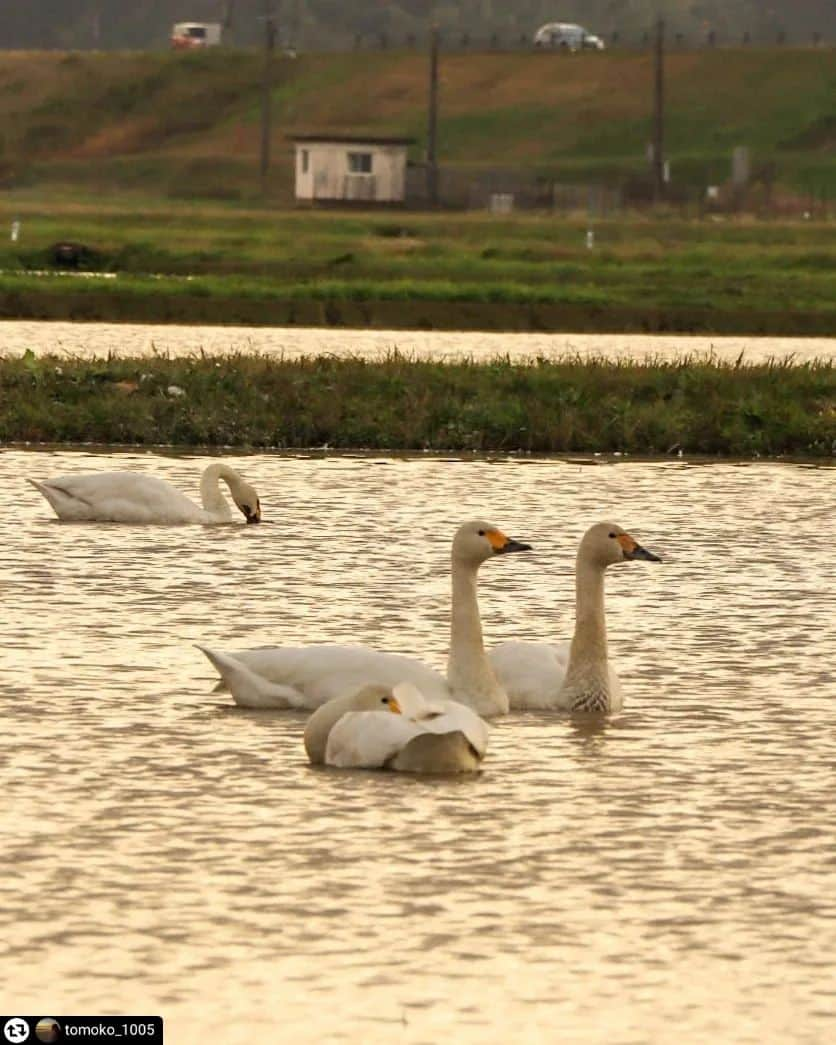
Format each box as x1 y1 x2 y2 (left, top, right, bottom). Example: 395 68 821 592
198 519 532 716
28 463 262 524
490 522 660 713
308 680 490 773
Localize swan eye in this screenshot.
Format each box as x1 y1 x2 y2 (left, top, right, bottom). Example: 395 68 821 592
381 696 390 705
478 529 485 536
609 532 616 539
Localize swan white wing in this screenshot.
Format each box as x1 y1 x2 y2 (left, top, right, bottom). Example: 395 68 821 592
30 472 210 524
223 645 450 708
391 683 489 757
605 672 624 712
325 711 424 768
419 701 490 758
490 640 572 710
491 640 623 711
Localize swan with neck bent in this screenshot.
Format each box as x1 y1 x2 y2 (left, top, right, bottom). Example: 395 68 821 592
307 680 490 772
490 522 660 713
198 519 531 716
29 462 262 524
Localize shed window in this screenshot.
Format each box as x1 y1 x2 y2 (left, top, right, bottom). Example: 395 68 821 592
301 149 309 173
347 151 373 174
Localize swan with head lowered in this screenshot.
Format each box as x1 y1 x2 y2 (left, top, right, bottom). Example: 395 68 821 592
490 522 660 713
197 519 531 717
29 463 262 524
302 680 489 773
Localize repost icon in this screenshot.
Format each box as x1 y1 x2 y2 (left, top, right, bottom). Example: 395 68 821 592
3 1019 29 1044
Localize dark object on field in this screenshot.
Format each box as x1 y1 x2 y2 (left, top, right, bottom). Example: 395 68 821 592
49 241 102 270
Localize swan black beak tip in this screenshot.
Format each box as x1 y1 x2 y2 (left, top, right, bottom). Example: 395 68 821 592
627 544 661 562
498 538 532 554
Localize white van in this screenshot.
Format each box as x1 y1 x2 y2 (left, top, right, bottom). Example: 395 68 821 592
171 22 222 50
533 23 605 51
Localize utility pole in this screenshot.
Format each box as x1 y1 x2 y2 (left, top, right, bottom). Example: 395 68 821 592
426 23 440 206
651 16 665 203
260 1 277 192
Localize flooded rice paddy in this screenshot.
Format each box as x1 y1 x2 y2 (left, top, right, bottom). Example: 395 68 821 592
2 447 834 1043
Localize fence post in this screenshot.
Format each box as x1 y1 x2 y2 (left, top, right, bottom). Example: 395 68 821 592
427 24 440 207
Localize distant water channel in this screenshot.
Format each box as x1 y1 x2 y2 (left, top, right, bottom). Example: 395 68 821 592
3 319 835 363
4 448 834 1043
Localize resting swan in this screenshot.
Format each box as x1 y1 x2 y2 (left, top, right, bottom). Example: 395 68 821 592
490 522 660 713
198 519 532 717
308 681 490 773
29 463 262 525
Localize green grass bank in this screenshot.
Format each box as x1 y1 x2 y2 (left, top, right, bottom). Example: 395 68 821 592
1 204 834 335
3 351 833 457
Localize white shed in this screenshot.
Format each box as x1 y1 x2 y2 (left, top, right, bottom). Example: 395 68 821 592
291 135 414 204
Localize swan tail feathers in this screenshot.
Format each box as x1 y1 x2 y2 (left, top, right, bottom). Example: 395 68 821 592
28 478 93 517
195 644 304 709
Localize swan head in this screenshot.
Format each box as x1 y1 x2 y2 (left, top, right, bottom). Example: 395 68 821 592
452 520 532 565
581 522 661 568
232 483 262 525
347 683 404 714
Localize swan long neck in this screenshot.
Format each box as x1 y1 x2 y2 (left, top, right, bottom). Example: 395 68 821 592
199 463 237 517
446 556 506 715
560 558 612 711
572 559 608 661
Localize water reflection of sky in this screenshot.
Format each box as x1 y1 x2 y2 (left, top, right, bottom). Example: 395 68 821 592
3 449 834 1044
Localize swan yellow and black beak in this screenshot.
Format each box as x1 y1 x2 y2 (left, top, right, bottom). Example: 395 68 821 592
617 533 660 562
486 528 532 555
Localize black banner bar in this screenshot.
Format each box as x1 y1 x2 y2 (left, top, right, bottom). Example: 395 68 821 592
2 1017 163 1044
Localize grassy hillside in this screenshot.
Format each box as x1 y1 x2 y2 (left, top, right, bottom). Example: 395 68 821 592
0 47 833 204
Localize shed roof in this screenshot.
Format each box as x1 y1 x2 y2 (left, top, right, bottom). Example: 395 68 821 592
289 134 415 146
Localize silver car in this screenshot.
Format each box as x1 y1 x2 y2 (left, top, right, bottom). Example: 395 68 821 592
533 22 605 51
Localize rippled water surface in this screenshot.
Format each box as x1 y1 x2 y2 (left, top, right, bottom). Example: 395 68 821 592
4 318 835 364
3 449 835 1044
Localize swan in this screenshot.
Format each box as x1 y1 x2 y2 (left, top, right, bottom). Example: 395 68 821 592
490 522 660 713
28 463 262 524
308 680 490 773
198 519 532 716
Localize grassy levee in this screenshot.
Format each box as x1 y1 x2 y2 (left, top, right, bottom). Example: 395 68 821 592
0 47 833 202
2 351 833 456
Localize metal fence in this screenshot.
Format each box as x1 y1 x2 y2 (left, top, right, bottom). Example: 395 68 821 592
405 165 625 213
401 162 832 218
346 29 833 52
